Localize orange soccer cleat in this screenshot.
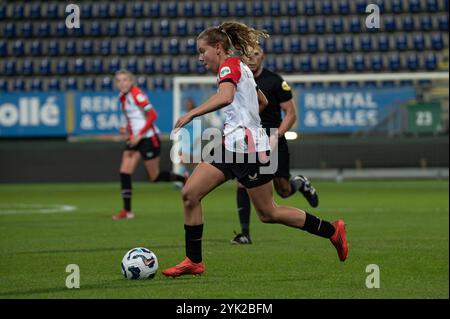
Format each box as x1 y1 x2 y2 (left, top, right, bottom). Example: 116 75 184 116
330 220 348 262
112 209 135 220
162 257 205 277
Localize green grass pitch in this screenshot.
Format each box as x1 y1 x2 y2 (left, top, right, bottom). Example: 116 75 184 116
0 180 448 299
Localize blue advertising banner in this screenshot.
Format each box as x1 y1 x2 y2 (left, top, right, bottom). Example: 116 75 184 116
297 87 416 133
0 93 66 137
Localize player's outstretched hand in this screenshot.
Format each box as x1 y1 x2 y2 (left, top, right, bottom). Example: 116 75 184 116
175 113 194 130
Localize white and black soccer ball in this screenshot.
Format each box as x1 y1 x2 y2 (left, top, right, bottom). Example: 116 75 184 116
121 247 158 279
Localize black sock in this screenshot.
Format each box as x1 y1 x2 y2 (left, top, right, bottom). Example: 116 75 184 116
120 173 132 211
302 212 335 238
237 187 251 237
155 171 185 183
185 224 203 263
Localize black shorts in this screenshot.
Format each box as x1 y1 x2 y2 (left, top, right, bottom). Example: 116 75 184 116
125 136 161 160
209 145 273 189
274 137 290 179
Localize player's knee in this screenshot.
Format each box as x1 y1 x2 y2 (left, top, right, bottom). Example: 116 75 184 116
255 208 277 223
181 187 201 209
276 187 291 198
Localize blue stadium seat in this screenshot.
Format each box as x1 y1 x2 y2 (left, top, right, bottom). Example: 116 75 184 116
431 33 444 50
259 39 267 52
184 1 196 17
13 40 24 56
283 56 294 73
360 36 372 52
377 35 389 51
290 38 302 53
144 58 155 74
438 15 448 31
0 41 7 57
235 1 246 17
91 58 104 74
166 2 178 17
265 57 277 71
315 17 326 34
22 59 34 75
343 36 354 52
21 22 33 38
286 1 297 15
353 54 365 71
426 0 438 13
0 79 8 91
134 39 146 55
329 82 342 89
114 3 126 17
46 3 58 18
300 56 312 72
252 1 264 16
350 17 361 33
304 0 315 16
149 3 160 17
39 59 51 75
82 40 94 55
355 0 367 14
81 3 92 18
384 16 396 32
317 56 329 72
125 20 137 37
388 54 401 71
201 2 212 17
4 22 16 38
321 0 333 15
413 34 425 51
30 41 42 56
66 77 78 90
126 58 138 73
335 56 348 72
177 20 188 36
151 39 163 55
195 60 206 74
262 19 275 34
420 16 433 31
131 2 143 18
391 0 403 13
137 76 148 90
56 22 67 37
307 38 318 53
395 34 408 51
73 24 85 37
216 3 228 17
399 80 413 87
186 38 197 55
370 55 383 71
272 38 284 54
48 79 60 91
109 58 121 73
47 41 59 56
194 20 205 35
14 5 24 18
425 53 437 70
107 21 119 36
117 40 128 55
142 21 153 36
332 17 344 33
271 2 282 16
14 79 25 91
89 21 102 36
178 58 191 74
409 0 421 13
30 3 41 18
311 82 324 89
407 53 419 70
101 77 113 90
98 3 110 18
0 4 6 19
100 40 111 55
402 16 415 32
280 18 292 34
57 60 68 75
160 20 171 37
153 77 165 90
169 38 180 55
83 78 96 91
74 58 85 74
338 0 350 15
297 19 309 34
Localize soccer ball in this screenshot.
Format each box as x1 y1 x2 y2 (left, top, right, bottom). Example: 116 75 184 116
121 247 159 280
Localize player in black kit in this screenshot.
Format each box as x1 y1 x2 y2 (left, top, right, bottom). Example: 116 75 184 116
231 46 319 244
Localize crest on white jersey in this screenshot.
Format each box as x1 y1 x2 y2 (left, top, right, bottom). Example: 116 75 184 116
220 66 231 78
136 93 146 103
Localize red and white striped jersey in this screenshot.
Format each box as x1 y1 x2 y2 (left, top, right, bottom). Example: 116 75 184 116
217 57 270 153
119 86 160 138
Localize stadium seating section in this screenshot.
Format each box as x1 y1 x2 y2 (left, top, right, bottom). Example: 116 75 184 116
0 0 448 91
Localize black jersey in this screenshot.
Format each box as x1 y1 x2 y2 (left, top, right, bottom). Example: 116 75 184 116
255 68 293 129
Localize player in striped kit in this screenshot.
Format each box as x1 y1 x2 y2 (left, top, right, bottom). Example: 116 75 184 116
113 70 186 220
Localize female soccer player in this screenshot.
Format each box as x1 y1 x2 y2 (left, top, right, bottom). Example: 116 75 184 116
113 70 186 220
162 22 348 277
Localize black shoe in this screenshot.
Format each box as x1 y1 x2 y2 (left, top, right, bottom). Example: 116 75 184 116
230 232 252 245
295 175 319 208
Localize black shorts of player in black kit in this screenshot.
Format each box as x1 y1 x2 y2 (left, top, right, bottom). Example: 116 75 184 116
125 136 161 160
209 144 273 189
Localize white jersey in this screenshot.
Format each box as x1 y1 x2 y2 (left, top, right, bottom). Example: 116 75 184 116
119 86 160 139
217 57 270 153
